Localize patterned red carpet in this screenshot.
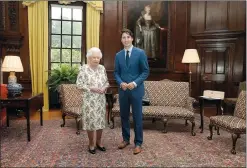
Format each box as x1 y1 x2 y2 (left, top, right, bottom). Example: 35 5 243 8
1 114 245 167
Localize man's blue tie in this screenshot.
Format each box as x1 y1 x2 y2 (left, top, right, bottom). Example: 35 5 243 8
126 50 129 67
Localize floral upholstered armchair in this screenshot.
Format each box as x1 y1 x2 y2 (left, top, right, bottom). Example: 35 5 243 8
223 81 246 114
60 84 83 135
207 91 246 154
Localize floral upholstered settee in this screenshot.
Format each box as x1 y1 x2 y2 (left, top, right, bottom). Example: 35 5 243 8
110 81 196 136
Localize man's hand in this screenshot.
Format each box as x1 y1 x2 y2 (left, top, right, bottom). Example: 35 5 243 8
127 82 135 90
120 82 128 91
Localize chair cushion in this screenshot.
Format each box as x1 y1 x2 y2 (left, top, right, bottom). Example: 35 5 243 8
112 105 194 120
210 115 246 134
143 106 194 119
63 107 82 117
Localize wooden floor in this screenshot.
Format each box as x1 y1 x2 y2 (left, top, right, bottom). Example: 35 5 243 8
10 106 227 121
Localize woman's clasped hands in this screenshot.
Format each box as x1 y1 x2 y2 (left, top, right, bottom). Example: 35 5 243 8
90 87 107 94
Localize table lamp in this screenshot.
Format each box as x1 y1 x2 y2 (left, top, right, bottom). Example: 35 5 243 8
182 49 200 96
1 55 24 97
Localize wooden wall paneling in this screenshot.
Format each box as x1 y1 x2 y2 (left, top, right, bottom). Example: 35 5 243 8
228 1 246 31
102 1 122 71
173 1 189 72
191 1 246 33
231 36 245 88
169 2 176 71
19 2 31 90
205 1 228 31
0 2 5 31
0 2 25 87
7 1 19 32
102 1 123 93
99 13 103 61
190 1 205 34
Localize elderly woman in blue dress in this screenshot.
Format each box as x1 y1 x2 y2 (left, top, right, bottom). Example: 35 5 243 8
76 47 109 154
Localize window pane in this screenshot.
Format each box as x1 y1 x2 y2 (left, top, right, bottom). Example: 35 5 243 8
51 7 61 19
51 63 60 70
51 35 61 47
72 49 81 62
72 63 81 69
51 49 61 62
62 63 71 67
73 22 82 35
62 8 71 20
72 36 81 48
62 49 71 62
62 21 71 34
62 35 71 48
73 8 82 21
52 20 61 34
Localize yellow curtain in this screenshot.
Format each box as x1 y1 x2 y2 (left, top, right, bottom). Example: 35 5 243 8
85 1 103 12
27 1 49 112
85 1 103 50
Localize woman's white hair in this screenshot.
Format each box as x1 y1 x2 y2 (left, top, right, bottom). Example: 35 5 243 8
86 47 102 58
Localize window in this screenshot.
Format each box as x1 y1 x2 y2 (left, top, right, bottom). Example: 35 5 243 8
49 3 85 70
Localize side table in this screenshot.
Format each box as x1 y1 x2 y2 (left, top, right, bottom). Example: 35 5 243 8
199 96 222 133
0 92 44 141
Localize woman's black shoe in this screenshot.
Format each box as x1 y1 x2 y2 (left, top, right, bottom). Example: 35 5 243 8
96 144 106 151
88 147 96 154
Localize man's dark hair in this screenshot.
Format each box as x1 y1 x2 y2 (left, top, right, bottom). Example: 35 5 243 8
121 28 134 38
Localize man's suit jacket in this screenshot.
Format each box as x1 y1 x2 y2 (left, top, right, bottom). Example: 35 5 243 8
114 47 149 98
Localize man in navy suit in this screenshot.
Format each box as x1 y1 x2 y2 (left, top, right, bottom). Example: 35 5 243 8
114 28 149 154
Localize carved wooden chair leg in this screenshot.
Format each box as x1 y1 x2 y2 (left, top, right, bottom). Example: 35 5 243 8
185 120 188 126
217 127 220 135
190 119 196 136
110 116 115 129
207 123 214 140
152 118 156 123
61 113 66 127
231 134 240 154
162 118 168 133
75 118 80 135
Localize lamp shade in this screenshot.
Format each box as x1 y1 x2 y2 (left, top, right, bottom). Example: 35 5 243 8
1 56 24 72
182 49 200 63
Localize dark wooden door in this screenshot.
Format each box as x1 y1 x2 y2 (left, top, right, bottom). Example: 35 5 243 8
197 42 235 97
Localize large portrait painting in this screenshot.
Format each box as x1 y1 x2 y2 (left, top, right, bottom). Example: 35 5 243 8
125 1 169 71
